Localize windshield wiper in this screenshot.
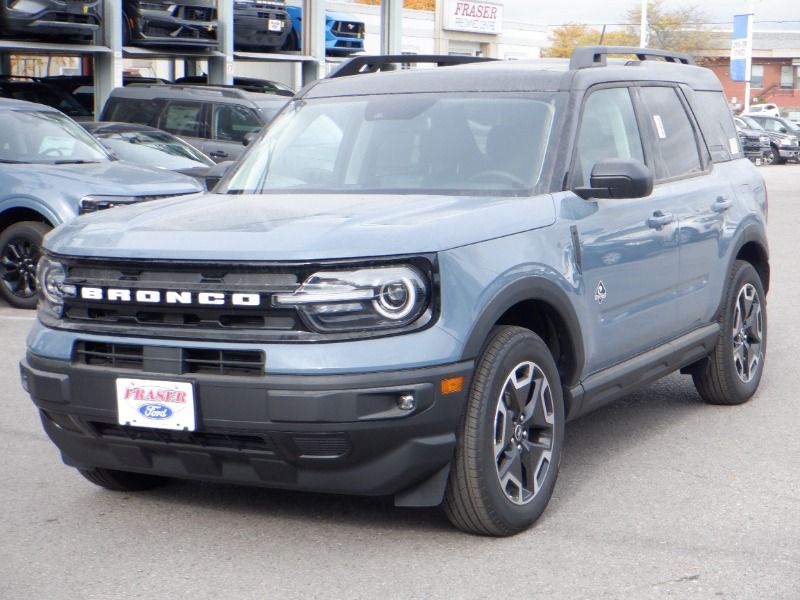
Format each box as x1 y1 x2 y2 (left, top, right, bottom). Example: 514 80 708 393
0 158 26 164
52 159 102 165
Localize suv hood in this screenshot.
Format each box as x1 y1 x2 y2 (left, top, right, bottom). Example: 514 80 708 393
7 161 201 198
46 192 556 260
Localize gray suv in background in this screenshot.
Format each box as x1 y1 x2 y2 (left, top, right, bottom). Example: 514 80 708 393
22 48 769 536
100 83 290 162
0 98 202 308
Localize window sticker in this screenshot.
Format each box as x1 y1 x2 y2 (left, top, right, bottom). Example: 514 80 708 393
729 136 740 155
653 115 667 139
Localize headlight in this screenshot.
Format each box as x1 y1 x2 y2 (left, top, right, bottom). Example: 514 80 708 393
36 257 75 319
273 266 430 332
779 137 798 147
79 195 138 214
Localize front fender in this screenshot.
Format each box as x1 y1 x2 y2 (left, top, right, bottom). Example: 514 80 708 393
0 195 75 228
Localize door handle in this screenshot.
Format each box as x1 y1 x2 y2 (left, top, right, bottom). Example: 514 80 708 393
712 196 733 212
647 211 675 229
209 151 229 159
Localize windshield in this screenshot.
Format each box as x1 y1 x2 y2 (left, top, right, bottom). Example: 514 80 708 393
0 110 110 164
95 129 215 170
222 94 557 196
738 116 763 130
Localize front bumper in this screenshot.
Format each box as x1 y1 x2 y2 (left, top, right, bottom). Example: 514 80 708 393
234 8 289 50
778 147 800 159
21 351 472 504
1 2 101 37
130 7 217 48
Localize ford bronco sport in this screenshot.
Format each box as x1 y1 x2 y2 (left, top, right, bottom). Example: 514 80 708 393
21 48 769 536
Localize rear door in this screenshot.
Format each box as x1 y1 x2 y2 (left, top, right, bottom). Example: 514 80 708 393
156 100 208 155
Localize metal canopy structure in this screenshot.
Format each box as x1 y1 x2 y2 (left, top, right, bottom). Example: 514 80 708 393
0 0 403 115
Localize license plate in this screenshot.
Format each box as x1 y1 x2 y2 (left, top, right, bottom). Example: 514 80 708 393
268 19 283 32
116 378 195 431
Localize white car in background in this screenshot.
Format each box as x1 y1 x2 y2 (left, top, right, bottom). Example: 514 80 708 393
743 103 781 117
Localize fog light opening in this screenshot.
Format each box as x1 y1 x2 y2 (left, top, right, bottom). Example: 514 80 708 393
397 393 416 411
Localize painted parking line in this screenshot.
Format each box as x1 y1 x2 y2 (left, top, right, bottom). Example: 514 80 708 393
0 315 36 321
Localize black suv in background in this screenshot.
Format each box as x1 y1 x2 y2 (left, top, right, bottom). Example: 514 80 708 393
0 77 91 120
234 0 290 52
0 0 102 42
123 0 217 48
101 83 289 162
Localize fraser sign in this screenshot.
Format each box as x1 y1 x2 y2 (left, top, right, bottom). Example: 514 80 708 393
445 1 503 35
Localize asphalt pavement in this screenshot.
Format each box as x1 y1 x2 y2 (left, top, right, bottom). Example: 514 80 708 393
1 165 798 599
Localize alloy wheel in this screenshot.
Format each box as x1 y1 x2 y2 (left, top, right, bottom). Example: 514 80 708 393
1 236 40 300
732 283 763 383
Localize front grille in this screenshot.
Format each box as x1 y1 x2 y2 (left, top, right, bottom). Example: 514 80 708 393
74 341 265 376
93 422 274 452
62 261 302 335
180 5 216 21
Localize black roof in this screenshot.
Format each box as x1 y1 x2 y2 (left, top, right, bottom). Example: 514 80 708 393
304 48 722 100
108 83 288 107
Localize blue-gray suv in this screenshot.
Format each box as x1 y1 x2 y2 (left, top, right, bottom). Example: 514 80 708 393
21 48 769 536
0 98 203 308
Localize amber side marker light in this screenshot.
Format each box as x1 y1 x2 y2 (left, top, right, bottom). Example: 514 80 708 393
440 376 465 395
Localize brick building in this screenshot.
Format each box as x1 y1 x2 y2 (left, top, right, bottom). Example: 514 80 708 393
701 31 800 116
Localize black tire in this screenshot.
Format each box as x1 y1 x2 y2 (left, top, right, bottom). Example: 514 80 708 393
444 326 565 536
78 467 167 492
692 260 767 405
0 221 52 309
763 145 780 166
281 29 300 52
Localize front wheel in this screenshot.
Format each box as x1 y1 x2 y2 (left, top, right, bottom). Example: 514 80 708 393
444 326 564 536
0 221 52 309
692 260 767 405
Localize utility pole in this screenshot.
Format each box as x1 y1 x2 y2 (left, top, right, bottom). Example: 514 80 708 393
639 0 648 47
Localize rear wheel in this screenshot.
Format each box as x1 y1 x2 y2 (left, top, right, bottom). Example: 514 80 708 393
78 467 167 492
692 260 767 405
444 326 564 536
0 221 52 309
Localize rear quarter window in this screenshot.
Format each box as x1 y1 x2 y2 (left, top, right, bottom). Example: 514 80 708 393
690 90 742 162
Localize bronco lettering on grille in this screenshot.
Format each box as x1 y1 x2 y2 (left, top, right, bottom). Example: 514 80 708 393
78 287 263 307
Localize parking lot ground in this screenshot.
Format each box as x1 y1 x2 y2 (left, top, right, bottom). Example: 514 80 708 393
1 165 798 599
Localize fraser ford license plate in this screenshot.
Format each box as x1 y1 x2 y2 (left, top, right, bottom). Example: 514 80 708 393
116 378 195 431
268 19 283 32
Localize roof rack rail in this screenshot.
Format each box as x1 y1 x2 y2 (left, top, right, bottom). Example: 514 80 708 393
126 82 251 99
569 46 695 70
327 54 496 79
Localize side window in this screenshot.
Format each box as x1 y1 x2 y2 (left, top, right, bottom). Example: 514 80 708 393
158 101 204 138
574 87 644 187
691 90 740 162
104 98 162 126
639 86 702 180
212 104 262 142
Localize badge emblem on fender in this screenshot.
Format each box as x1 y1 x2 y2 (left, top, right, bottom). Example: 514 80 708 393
594 281 607 304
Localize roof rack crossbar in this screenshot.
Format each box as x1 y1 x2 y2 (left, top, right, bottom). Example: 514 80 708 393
569 46 695 70
327 54 496 79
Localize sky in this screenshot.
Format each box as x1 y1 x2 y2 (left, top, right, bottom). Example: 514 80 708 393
500 0 800 30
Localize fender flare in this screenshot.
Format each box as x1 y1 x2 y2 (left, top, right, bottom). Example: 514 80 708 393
0 197 65 229
460 276 585 388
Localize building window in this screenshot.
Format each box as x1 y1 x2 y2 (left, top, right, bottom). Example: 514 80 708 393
751 64 764 88
780 65 793 89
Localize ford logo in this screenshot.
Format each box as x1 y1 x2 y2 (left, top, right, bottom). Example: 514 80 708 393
139 403 173 420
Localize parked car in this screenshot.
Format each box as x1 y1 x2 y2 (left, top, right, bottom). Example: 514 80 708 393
22 49 769 536
174 75 294 96
283 5 365 55
732 116 770 164
100 83 289 162
736 114 799 165
0 98 202 308
42 75 171 113
123 0 217 49
0 0 102 42
745 114 800 138
81 121 217 187
0 77 91 120
742 103 780 117
234 0 290 51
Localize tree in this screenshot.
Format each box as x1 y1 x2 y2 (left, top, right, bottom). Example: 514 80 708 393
355 0 435 9
626 0 711 59
542 24 637 59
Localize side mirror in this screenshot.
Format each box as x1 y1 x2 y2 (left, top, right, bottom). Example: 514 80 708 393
779 127 787 134
573 158 654 200
204 160 234 191
243 131 259 147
